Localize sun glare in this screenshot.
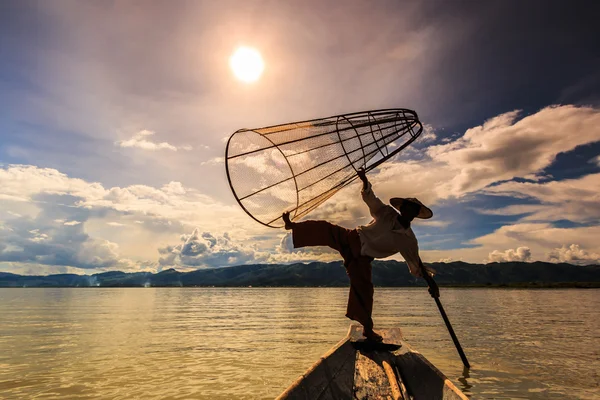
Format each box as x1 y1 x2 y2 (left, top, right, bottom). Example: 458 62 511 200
230 46 264 83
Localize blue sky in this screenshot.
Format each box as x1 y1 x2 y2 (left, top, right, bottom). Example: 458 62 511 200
1 0 599 275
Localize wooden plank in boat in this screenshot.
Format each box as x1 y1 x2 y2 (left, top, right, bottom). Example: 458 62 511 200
354 351 394 399
352 326 403 400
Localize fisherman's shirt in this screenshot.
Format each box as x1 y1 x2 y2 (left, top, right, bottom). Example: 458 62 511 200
357 183 423 277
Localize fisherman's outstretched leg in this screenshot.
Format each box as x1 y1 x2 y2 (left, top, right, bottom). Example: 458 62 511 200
287 219 351 254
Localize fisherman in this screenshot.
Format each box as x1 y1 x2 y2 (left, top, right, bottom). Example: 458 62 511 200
282 168 438 342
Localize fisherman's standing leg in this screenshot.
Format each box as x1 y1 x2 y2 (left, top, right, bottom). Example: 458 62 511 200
344 230 381 341
345 256 375 330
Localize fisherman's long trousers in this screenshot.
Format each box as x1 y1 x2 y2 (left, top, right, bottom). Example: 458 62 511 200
291 220 375 330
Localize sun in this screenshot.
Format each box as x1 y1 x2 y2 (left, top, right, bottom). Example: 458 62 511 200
230 46 264 83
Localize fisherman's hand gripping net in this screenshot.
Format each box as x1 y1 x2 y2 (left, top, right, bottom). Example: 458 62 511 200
225 109 423 228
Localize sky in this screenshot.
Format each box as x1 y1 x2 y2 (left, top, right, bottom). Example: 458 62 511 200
1 0 599 275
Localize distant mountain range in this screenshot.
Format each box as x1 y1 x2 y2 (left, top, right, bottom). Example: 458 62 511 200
1 261 599 288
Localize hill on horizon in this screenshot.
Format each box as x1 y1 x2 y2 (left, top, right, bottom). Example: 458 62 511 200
1 260 599 288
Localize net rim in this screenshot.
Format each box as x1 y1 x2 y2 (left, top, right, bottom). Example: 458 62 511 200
225 128 299 228
249 108 418 133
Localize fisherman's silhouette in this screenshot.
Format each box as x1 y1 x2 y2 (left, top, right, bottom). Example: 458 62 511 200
283 168 438 343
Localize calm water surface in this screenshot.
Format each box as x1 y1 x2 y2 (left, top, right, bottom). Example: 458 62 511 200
0 288 598 399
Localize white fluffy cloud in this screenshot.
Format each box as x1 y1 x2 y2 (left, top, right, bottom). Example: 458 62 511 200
200 157 225 166
427 106 600 196
0 164 267 273
0 208 131 271
0 164 248 234
487 247 532 263
115 130 191 151
158 229 270 269
371 105 600 205
64 220 82 226
275 232 340 264
548 244 600 265
421 222 600 265
420 124 437 143
158 229 343 270
481 173 600 223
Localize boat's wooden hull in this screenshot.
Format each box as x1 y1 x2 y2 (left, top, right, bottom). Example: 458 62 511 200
277 325 468 400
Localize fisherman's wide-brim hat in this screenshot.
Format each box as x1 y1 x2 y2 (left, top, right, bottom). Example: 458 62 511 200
390 197 433 219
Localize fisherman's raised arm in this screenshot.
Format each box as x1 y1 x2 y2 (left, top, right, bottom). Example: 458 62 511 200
357 168 386 218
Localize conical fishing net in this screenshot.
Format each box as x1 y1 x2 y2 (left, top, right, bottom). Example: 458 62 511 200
225 109 423 228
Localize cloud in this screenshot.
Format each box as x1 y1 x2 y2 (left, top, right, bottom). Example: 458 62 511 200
372 105 600 206
275 232 345 264
0 164 246 234
428 106 600 195
476 223 600 253
0 164 267 273
0 208 128 270
481 173 600 223
64 220 81 226
487 247 532 263
414 219 450 228
159 228 342 270
115 130 191 151
162 181 186 195
548 244 600 265
158 228 270 269
278 233 295 253
420 124 437 143
419 221 600 266
200 157 225 166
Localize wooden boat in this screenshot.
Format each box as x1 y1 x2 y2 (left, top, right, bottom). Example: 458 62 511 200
277 325 468 400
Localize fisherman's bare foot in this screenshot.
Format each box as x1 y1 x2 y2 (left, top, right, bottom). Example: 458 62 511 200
363 328 383 343
282 212 293 230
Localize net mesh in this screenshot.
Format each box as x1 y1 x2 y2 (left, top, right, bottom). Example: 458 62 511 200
225 109 423 228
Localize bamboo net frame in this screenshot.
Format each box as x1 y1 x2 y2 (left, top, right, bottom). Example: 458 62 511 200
225 109 423 228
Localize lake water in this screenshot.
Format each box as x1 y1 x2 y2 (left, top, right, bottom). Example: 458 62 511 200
0 288 598 399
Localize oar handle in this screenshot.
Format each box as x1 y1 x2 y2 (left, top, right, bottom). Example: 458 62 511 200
420 263 471 369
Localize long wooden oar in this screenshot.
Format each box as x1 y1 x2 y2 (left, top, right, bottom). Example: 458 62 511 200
421 264 471 369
